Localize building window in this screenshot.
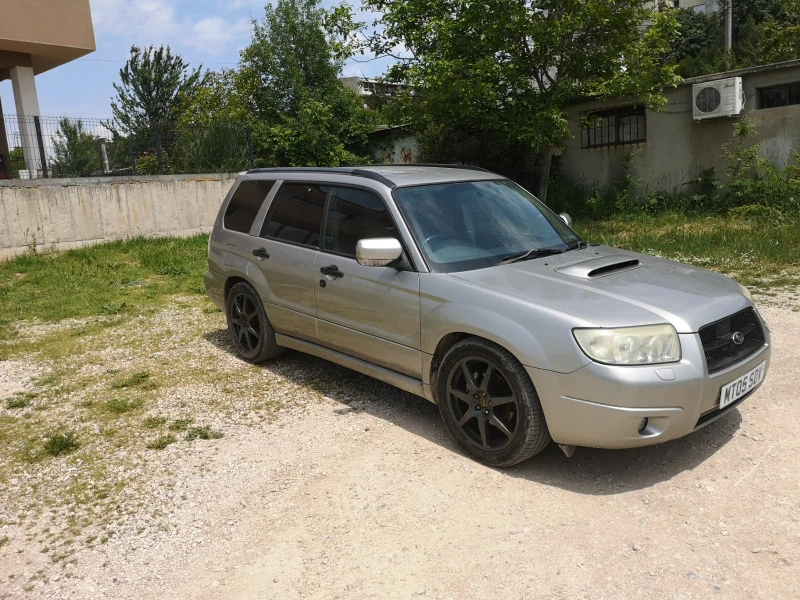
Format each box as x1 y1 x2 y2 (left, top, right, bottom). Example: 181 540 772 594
581 106 646 149
758 82 800 109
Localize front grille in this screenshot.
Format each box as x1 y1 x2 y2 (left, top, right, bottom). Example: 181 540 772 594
699 307 765 374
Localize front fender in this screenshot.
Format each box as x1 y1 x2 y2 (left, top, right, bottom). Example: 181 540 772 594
420 274 592 378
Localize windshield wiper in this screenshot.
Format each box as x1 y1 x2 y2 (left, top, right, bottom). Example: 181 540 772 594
564 240 588 252
498 247 564 265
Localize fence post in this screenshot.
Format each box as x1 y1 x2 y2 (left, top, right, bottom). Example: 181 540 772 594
34 116 49 178
154 123 164 174
247 127 254 170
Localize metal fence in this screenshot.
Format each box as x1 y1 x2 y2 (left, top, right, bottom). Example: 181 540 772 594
0 114 255 180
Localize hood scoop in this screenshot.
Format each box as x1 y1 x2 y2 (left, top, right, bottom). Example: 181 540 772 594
554 255 641 279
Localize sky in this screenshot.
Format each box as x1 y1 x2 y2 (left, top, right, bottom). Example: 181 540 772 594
0 0 396 119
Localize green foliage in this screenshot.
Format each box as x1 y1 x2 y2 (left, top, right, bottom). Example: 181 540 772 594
110 45 205 146
102 398 143 415
8 147 25 178
234 0 378 166
185 426 223 441
146 434 176 450
367 0 680 175
51 119 104 178
671 1 800 78
43 430 79 457
171 118 252 174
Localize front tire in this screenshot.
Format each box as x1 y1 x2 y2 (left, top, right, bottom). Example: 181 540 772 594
436 338 551 466
225 282 283 363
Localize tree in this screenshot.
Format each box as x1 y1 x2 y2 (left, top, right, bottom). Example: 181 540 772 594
234 0 377 166
110 45 205 145
367 0 680 200
51 119 104 178
671 1 800 78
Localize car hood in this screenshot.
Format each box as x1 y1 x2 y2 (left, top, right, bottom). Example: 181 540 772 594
450 246 749 333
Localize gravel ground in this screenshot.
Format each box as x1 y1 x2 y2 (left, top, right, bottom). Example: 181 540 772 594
1 294 798 600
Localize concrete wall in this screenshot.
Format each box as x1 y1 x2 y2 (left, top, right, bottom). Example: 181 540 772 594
560 62 800 195
0 174 236 260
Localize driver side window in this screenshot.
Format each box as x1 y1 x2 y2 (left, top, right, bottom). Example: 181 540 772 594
323 187 397 257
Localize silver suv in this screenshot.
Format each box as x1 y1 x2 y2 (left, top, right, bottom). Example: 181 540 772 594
205 165 770 465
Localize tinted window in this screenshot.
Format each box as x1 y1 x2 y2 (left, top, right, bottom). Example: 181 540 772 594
323 187 397 256
261 183 327 247
224 180 274 233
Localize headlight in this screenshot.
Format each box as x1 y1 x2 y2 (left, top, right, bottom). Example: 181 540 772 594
573 324 681 365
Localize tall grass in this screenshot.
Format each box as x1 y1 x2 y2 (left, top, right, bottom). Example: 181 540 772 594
0 235 208 339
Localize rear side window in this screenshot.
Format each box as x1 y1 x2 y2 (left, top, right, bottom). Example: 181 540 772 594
323 187 397 256
261 183 328 247
223 180 274 233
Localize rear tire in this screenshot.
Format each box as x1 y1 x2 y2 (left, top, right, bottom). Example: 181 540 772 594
436 338 550 466
225 282 283 363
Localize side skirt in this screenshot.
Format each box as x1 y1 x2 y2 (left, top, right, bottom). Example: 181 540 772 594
275 334 428 400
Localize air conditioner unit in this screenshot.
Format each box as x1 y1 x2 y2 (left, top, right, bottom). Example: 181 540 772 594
692 77 745 120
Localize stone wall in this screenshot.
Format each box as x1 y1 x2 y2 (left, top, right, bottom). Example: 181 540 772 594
0 174 236 260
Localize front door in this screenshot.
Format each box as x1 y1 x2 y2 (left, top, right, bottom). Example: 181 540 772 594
314 186 421 378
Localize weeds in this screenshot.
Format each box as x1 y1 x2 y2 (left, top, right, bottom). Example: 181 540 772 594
185 426 223 441
168 419 193 432
146 434 177 450
43 430 79 457
6 392 36 409
101 398 143 415
142 416 167 429
111 371 153 390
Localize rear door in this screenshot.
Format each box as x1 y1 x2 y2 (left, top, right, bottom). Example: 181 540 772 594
314 186 421 378
248 182 327 342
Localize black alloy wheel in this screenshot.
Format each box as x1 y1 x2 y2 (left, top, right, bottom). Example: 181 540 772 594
225 282 283 363
436 338 551 466
446 357 519 451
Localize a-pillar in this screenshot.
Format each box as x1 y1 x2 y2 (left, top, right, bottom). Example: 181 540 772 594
10 66 42 178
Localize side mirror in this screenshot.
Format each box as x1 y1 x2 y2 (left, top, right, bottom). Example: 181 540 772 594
559 213 573 228
356 238 403 267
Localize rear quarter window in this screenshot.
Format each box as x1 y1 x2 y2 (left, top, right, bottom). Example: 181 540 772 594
223 180 275 233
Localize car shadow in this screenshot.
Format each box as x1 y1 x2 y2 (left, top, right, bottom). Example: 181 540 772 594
204 328 742 496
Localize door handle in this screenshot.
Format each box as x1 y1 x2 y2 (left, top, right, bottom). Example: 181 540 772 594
320 265 344 279
252 248 270 259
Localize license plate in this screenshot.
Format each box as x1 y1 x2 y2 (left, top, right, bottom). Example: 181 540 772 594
719 361 765 410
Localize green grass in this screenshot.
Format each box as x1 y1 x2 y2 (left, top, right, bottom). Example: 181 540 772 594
146 434 177 450
101 397 143 415
110 371 154 390
185 425 223 441
0 235 209 341
42 430 79 457
575 213 800 291
6 392 36 409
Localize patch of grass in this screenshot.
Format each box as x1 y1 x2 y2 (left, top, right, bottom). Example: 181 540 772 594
0 235 209 340
576 213 800 290
146 434 177 450
168 418 193 432
0 536 8 548
110 371 153 390
142 416 167 429
185 426 223 441
101 397 143 415
6 392 36 409
43 430 79 457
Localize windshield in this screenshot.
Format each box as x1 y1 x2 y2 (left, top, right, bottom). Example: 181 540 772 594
393 179 583 273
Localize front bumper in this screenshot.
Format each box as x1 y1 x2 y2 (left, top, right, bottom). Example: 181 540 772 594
528 331 771 449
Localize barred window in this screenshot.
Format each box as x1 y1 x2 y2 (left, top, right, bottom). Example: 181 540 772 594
581 106 646 149
758 82 800 109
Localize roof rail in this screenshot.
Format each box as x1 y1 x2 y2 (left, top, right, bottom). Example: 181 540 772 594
246 166 396 188
372 163 492 173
